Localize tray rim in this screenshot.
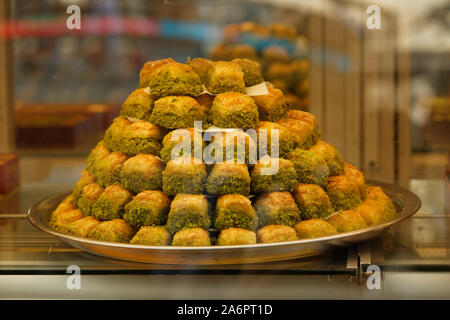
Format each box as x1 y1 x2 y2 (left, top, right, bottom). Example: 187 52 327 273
27 180 421 253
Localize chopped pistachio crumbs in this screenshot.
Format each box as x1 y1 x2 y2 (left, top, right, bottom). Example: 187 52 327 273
86 141 110 175
326 163 366 211
90 184 132 221
148 62 203 97
231 58 264 87
256 121 296 158
77 183 104 216
120 88 155 121
106 121 166 156
208 92 259 130
186 57 214 83
309 140 344 176
104 117 132 150
150 96 206 129
123 190 170 229
206 163 251 196
139 58 175 88
326 186 363 211
252 86 288 122
250 157 298 193
72 171 96 203
95 151 129 187
205 61 246 94
254 192 301 227
214 194 258 231
277 113 320 149
162 156 206 197
205 130 258 165
160 128 205 163
120 154 164 193
287 149 330 188
165 194 212 234
292 183 334 220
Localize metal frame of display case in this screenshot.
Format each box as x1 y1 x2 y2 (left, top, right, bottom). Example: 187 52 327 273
1 213 449 299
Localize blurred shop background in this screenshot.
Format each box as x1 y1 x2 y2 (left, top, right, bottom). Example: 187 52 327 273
0 0 448 214
11 0 308 104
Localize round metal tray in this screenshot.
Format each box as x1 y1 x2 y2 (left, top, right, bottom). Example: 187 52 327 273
28 180 421 265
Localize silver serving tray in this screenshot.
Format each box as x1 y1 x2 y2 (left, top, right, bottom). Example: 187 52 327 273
28 181 421 265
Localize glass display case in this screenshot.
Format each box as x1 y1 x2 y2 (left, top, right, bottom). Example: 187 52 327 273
0 0 448 300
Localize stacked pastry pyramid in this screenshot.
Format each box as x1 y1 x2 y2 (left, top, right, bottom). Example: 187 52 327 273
49 57 396 247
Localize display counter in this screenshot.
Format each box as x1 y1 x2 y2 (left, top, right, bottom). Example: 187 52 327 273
0 182 448 299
